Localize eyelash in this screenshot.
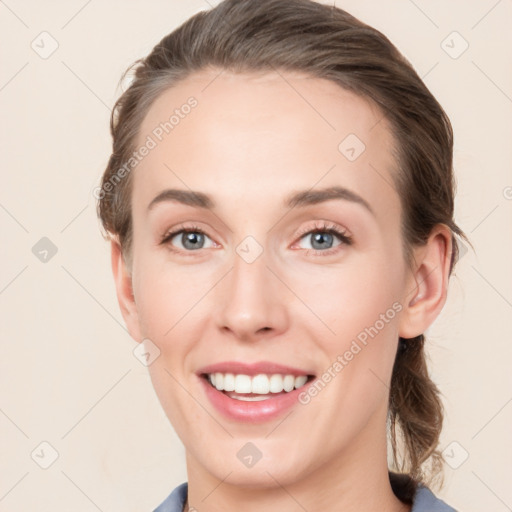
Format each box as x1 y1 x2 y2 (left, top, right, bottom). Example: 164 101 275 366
159 221 353 257
294 221 353 257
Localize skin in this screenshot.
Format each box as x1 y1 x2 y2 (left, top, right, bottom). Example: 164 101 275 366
111 68 452 512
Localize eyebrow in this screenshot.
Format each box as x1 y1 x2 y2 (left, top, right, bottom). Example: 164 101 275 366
148 189 214 211
147 186 374 215
284 186 374 215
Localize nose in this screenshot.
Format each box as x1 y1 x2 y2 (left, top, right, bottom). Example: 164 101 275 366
215 248 289 342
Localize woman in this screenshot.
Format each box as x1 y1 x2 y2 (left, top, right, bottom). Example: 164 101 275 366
97 0 466 510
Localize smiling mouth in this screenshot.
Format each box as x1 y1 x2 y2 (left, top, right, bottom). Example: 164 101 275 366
201 372 316 401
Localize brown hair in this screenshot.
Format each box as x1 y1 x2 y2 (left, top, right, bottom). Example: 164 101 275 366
97 0 467 494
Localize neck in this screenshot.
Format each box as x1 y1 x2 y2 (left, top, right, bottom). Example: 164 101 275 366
183 411 412 512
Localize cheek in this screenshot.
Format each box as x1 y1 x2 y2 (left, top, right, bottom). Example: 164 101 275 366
132 256 210 341
285 253 405 346
132 260 212 432
288 255 403 408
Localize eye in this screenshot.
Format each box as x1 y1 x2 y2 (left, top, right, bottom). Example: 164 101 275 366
160 224 216 253
293 221 352 256
160 221 352 256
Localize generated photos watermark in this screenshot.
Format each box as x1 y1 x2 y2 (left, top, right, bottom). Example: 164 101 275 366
93 96 198 200
298 301 403 405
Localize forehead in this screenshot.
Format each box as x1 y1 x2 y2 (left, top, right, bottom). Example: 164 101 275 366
133 68 399 217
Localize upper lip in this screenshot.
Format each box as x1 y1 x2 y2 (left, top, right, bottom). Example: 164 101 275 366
197 361 315 377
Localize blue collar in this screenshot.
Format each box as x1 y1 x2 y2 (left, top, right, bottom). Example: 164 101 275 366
153 480 456 512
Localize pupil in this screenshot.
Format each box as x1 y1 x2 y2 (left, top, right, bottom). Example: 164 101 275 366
183 232 203 250
312 232 332 250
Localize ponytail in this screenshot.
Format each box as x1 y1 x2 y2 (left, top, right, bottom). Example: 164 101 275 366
388 335 445 490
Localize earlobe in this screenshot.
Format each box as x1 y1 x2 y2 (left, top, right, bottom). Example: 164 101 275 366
110 240 142 342
399 225 452 339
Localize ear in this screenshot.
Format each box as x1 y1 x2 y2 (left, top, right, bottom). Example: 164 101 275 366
111 240 142 342
399 225 453 339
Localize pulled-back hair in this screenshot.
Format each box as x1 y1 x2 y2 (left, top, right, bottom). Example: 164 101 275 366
97 0 467 493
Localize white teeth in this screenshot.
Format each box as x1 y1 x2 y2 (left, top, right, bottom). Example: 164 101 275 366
269 374 283 393
235 374 252 393
223 373 235 391
214 372 223 391
230 394 270 401
251 374 270 394
207 372 310 394
294 375 308 389
283 374 295 392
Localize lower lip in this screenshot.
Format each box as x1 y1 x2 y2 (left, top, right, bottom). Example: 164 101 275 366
199 376 313 423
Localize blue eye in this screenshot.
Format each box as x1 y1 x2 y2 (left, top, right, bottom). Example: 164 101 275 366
160 221 352 257
161 226 214 252
301 231 341 251
295 222 352 255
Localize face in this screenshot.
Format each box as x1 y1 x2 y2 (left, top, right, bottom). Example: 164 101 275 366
120 69 419 487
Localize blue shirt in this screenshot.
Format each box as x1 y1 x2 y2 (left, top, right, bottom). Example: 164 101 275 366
153 474 456 511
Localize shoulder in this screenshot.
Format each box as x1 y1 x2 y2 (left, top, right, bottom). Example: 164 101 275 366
152 478 457 512
389 472 456 512
411 484 457 512
153 482 188 512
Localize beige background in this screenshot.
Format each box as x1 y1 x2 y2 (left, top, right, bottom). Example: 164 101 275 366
1 0 511 510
